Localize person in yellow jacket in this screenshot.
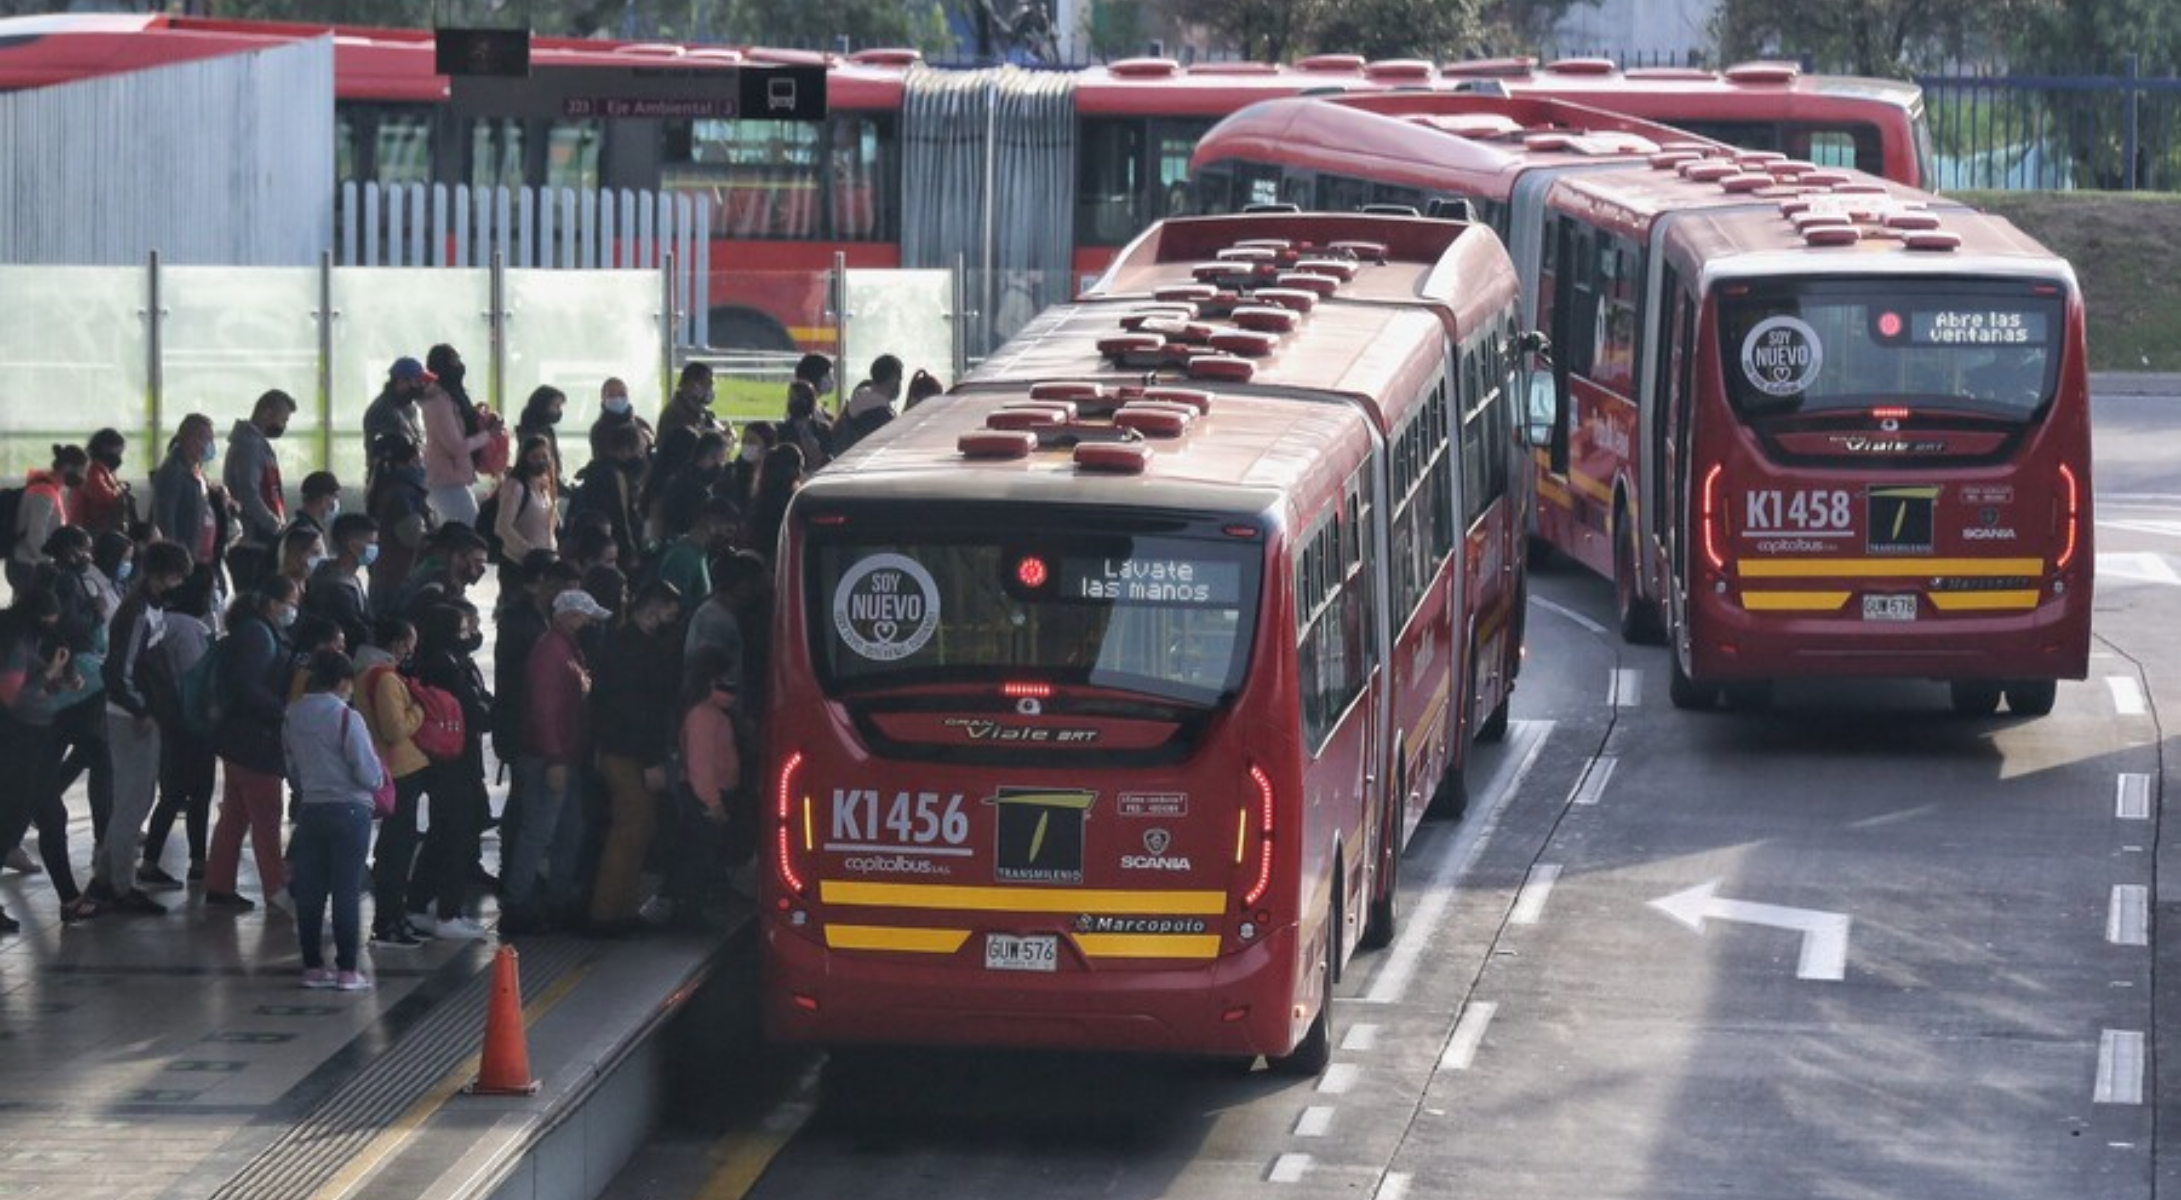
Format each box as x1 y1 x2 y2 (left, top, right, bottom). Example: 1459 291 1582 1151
352 616 432 948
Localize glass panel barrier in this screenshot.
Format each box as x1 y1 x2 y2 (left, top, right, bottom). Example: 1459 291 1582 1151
502 268 664 439
689 270 834 427
845 269 955 394
328 267 493 484
0 267 150 478
163 266 324 496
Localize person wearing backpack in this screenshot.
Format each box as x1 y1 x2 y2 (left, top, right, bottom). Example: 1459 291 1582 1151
85 541 193 916
152 415 226 626
366 433 434 611
75 429 134 539
408 602 493 940
304 512 379 658
353 617 431 949
489 436 558 594
203 577 301 913
0 587 86 931
138 565 214 887
7 444 88 596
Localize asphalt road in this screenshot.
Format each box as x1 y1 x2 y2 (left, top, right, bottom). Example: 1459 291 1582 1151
605 382 2181 1200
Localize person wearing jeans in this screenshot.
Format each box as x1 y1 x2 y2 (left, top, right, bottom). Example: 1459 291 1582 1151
283 649 384 991
501 589 607 934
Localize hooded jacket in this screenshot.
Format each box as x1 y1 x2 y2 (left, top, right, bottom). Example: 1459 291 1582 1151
221 420 286 546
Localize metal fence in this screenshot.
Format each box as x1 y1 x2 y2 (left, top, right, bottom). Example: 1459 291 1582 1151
1920 61 2181 191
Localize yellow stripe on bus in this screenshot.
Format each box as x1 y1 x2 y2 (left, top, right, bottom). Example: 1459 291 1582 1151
821 881 1229 915
1739 591 1850 611
1570 470 1615 505
824 925 971 953
1928 590 2043 611
1072 934 1223 960
1736 558 2044 579
787 326 838 346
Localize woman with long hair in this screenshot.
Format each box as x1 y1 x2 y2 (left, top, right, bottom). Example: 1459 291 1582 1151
492 434 559 594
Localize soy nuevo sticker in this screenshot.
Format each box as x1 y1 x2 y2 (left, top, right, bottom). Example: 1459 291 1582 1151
1741 316 1823 397
833 553 940 661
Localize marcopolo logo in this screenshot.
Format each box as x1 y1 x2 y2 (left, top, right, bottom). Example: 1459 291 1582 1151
832 553 940 662
1073 914 1209 935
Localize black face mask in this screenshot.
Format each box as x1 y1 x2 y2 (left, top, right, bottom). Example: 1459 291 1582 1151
441 365 466 388
92 450 122 470
458 632 484 654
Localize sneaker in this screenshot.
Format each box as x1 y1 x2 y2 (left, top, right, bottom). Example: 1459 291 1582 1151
4 845 39 875
137 864 185 890
60 894 103 923
727 861 761 900
371 923 424 949
265 889 297 917
638 895 674 928
113 890 168 916
429 915 491 941
406 911 437 935
334 970 373 992
301 967 337 989
204 892 256 911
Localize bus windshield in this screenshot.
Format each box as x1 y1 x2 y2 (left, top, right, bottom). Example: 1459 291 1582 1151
1719 279 2065 422
808 530 1261 707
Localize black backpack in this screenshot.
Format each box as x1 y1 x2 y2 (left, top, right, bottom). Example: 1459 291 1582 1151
0 486 24 560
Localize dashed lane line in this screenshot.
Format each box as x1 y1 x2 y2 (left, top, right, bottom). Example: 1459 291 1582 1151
1509 864 1561 926
1439 1001 1498 1072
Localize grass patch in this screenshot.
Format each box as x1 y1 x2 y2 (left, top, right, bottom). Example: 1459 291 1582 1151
1956 189 2181 371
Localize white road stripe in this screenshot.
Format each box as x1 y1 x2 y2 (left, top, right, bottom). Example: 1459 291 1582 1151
2097 1030 2146 1104
1295 1106 1335 1137
1375 1173 1412 1200
1569 755 1616 808
2108 885 2150 947
1340 1023 1379 1053
1364 721 1553 1005
1848 803 1938 830
1610 668 1642 708
1269 1154 1313 1183
1440 1000 1498 1071
1317 1063 1360 1095
2117 773 2154 821
2108 676 2147 717
1533 595 1608 637
1510 864 1562 925
2096 551 2181 584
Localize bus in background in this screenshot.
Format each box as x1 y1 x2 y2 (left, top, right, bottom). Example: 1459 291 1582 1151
1445 56 1932 191
1192 93 2092 714
762 212 1529 1071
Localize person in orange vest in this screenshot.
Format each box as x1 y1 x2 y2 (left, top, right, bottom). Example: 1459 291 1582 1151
8 444 87 596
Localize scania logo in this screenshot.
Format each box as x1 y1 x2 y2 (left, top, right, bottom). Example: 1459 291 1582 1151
1144 828 1171 856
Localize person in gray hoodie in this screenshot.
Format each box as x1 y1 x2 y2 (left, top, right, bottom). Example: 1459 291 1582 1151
283 648 385 991
222 390 298 592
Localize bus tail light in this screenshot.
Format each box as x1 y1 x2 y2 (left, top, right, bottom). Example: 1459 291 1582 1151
2055 464 2081 571
775 750 810 896
1700 464 1727 572
1237 764 1277 907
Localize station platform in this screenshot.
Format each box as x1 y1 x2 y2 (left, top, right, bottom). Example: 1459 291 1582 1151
0 803 750 1200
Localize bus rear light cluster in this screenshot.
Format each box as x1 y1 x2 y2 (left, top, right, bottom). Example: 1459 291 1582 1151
1238 764 1278 907
1700 463 1727 572
775 750 809 897
2055 463 2082 570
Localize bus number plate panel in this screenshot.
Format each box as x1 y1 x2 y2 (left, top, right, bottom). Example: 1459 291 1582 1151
1862 594 1918 621
985 933 1058 972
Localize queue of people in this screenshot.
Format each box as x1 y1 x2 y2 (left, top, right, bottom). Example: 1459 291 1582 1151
0 347 931 987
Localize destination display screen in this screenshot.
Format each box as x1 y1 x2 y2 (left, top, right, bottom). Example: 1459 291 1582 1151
1908 308 2050 347
1056 555 1244 607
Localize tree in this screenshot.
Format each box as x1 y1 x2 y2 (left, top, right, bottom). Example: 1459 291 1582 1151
1995 0 2181 188
1167 0 1326 62
1708 0 1986 76
1311 0 1484 59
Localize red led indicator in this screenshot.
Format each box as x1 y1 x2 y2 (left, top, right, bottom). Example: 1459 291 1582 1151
1016 556 1050 589
1877 311 1904 338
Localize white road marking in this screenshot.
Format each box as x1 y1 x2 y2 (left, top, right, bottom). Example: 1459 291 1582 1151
1440 1000 1498 1070
1340 1023 1379 1053
1533 595 1608 637
2108 676 2147 717
2108 885 2149 947
1269 1154 1313 1183
1295 1106 1335 1137
1649 881 1850 981
1317 1063 1360 1095
1510 864 1562 926
1848 803 1938 830
1610 668 1642 708
2096 551 2181 584
1375 1173 1412 1200
2117 773 2154 821
1569 755 1616 807
1364 721 1554 1005
2097 1030 2146 1105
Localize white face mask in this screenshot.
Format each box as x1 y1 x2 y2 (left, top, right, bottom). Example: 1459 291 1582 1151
305 552 328 574
604 395 631 415
739 445 763 466
327 499 341 518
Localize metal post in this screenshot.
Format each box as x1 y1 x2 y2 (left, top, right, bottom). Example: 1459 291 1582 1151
318 249 335 472
831 249 849 398
980 77 1000 364
661 250 677 409
490 249 507 414
145 250 163 458
2126 54 2142 191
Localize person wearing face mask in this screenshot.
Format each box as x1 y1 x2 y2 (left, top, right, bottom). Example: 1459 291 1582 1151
406 601 493 940
288 471 342 544
366 433 434 610
152 414 224 622
278 525 327 595
9 444 87 595
390 523 490 619
421 344 498 528
791 353 835 414
832 354 904 456
0 587 88 931
585 580 684 933
573 423 648 569
661 431 730 542
587 377 655 465
34 526 116 853
658 361 725 445
204 576 302 913
725 421 775 511
304 512 380 657
222 389 297 593
365 358 433 483
88 531 134 625
516 386 569 495
75 428 133 538
490 435 559 593
86 540 193 916
780 381 833 473
352 615 428 948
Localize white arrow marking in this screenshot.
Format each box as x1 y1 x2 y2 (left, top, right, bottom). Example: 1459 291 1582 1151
1648 880 1851 981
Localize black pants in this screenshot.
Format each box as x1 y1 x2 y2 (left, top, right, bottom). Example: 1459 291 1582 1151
663 791 730 908
370 770 430 930
409 756 485 920
143 726 216 869
226 543 276 595
0 716 75 903
53 696 112 843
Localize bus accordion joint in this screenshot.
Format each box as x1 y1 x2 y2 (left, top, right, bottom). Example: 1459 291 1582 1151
1701 463 1727 572
2055 463 2081 571
774 750 809 897
1239 764 1277 907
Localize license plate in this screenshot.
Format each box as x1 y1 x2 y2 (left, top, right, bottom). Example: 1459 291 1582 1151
1862 594 1918 621
984 933 1058 972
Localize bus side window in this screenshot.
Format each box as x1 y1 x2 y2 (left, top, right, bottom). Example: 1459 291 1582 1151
1076 118 1145 245
1319 174 1368 213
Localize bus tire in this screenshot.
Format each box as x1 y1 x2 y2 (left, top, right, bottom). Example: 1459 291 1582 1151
1722 680 1774 712
1426 751 1468 821
1361 828 1399 950
1614 510 1664 645
1668 653 1717 710
1477 690 1511 742
1949 681 2002 716
1526 535 1556 569
2004 680 2058 716
708 306 798 355
1271 919 1336 1077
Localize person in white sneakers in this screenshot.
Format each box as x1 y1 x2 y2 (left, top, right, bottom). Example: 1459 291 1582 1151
283 648 385 992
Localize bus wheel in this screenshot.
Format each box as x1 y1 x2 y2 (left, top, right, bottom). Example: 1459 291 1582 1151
1668 654 1717 711
2004 680 2058 716
1614 514 1664 645
1271 921 1336 1077
1477 690 1511 743
1949 681 2002 716
1526 536 1556 569
707 307 797 355
1361 830 1399 950
1426 752 1468 821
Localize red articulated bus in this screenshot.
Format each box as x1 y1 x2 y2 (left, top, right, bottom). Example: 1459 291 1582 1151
761 211 1530 1072
1193 94 2092 714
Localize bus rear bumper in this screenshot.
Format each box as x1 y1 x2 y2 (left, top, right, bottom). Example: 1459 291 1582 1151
762 922 1301 1061
1689 594 2093 683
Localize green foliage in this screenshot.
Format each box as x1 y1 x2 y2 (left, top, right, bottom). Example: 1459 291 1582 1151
1087 0 1150 60
1167 0 1483 61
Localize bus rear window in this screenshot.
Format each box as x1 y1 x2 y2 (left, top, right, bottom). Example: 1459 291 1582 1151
808 532 1261 707
1718 279 2065 422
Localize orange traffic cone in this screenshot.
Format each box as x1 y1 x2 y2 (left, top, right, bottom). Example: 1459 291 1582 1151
466 945 540 1095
